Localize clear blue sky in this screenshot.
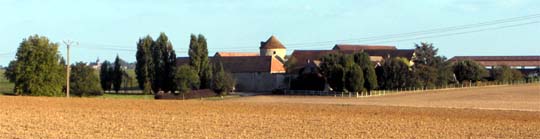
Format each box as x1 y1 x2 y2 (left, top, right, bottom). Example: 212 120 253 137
1 0 539 65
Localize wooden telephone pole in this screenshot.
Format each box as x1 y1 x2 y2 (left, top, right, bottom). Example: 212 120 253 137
63 40 78 98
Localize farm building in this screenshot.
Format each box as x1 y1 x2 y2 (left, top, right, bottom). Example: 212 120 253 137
449 56 540 76
177 35 287 92
288 44 416 73
177 35 418 92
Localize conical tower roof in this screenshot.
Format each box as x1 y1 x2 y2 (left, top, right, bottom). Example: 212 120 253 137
260 35 286 49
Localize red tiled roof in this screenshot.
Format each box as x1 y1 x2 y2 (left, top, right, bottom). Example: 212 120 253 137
291 50 335 66
215 52 259 57
214 56 285 73
271 56 286 73
289 50 337 73
359 49 415 59
449 56 540 66
290 49 415 72
177 55 285 73
333 44 397 51
260 35 286 49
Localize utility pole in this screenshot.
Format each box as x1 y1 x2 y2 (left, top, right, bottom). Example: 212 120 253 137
63 40 78 98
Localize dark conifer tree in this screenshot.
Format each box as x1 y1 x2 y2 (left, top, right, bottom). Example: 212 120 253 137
113 55 123 93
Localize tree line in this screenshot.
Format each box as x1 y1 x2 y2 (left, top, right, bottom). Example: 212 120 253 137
4 33 235 97
290 42 527 93
4 35 525 97
99 55 126 94
135 33 234 96
3 35 122 96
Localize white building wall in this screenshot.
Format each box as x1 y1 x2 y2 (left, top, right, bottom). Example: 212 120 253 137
232 72 286 92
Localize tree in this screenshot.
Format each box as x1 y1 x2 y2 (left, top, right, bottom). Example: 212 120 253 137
189 34 212 89
452 60 488 83
59 57 67 94
151 33 177 93
492 65 525 83
164 36 177 93
413 42 438 66
4 61 16 83
99 60 113 91
320 53 346 92
412 42 451 88
135 35 154 94
174 65 200 94
376 57 411 89
434 56 455 86
364 65 378 94
511 69 524 82
353 52 378 95
491 65 513 83
290 60 325 91
345 64 364 95
211 62 236 96
135 33 177 93
113 55 123 93
70 62 103 96
5 35 65 96
284 56 297 74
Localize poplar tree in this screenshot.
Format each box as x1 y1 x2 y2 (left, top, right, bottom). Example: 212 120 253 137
197 34 212 89
152 33 176 93
353 52 378 95
188 34 212 89
345 64 364 94
135 33 177 94
135 35 154 94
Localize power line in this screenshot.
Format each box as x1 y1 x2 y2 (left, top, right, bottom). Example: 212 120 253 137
286 21 540 49
2 14 538 56
284 14 540 47
366 21 540 45
209 13 540 50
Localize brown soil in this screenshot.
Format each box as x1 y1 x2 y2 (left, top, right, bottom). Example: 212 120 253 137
0 84 539 138
232 84 540 111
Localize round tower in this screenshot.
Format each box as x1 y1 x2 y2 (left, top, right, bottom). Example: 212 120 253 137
259 35 286 59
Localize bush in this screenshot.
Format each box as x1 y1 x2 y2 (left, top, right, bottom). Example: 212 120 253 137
376 57 412 89
174 65 199 94
491 65 513 83
511 69 524 81
70 62 103 96
345 65 364 93
211 62 236 96
452 60 488 83
154 89 216 100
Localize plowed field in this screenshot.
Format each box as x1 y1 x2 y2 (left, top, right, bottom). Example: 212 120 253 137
232 84 540 111
1 84 539 138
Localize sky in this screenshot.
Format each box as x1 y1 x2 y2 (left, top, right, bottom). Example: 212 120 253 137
1 0 539 66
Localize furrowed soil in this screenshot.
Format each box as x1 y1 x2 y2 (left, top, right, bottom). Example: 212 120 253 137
1 84 539 138
232 84 540 112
